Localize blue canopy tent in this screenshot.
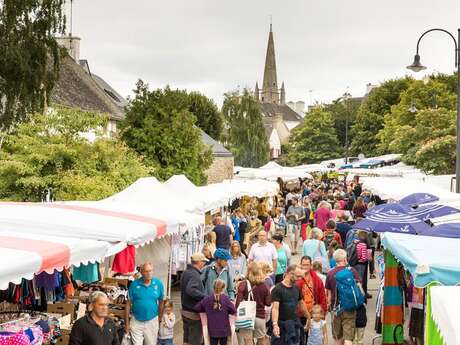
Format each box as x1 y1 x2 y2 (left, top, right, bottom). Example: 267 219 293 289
399 193 439 206
353 210 431 234
365 203 411 216
418 223 460 239
382 232 460 287
408 204 460 221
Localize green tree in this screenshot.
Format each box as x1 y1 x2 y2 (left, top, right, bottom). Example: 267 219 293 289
349 77 413 156
325 97 361 148
188 92 223 140
377 79 456 156
121 81 212 185
287 107 342 164
222 89 269 167
0 106 150 201
0 0 66 132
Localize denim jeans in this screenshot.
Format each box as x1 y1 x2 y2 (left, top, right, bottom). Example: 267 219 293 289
158 338 173 345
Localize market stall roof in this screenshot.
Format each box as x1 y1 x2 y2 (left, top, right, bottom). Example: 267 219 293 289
234 165 313 181
381 232 460 287
430 286 460 345
0 230 121 289
360 177 460 203
0 201 166 245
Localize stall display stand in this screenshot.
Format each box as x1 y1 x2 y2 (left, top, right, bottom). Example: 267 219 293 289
382 250 404 345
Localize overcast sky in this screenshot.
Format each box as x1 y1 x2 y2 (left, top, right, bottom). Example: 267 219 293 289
71 0 460 107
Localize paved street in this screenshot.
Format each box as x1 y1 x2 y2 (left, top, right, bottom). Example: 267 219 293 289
171 250 381 344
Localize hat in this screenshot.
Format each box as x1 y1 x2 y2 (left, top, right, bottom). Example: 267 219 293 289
191 252 209 262
214 248 232 261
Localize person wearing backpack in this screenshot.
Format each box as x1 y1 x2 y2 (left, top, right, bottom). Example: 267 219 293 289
323 220 343 249
325 249 364 345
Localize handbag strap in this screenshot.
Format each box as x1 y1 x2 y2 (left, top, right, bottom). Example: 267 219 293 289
246 280 254 301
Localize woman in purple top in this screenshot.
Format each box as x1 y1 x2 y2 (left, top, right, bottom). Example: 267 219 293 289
194 279 237 345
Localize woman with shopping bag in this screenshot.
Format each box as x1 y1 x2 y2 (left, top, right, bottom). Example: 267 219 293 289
235 262 271 345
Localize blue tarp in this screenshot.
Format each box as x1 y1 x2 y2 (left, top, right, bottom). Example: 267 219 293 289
382 232 460 287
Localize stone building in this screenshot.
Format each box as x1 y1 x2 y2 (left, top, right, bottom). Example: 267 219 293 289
52 36 234 184
254 25 303 159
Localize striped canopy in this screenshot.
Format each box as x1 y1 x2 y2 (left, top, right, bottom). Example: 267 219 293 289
408 204 460 221
400 192 439 206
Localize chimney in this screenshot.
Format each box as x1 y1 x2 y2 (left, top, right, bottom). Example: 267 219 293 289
56 36 81 61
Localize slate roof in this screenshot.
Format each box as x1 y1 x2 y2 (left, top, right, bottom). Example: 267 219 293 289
200 130 233 158
50 55 125 121
260 102 303 122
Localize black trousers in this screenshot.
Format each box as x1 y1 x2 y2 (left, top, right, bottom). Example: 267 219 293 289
210 337 227 345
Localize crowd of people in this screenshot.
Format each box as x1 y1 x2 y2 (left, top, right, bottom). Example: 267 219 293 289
180 177 380 345
68 177 379 345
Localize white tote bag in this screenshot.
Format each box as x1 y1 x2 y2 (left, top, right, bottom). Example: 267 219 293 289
235 280 257 330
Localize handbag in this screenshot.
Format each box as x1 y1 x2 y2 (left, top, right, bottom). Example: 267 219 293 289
235 280 257 330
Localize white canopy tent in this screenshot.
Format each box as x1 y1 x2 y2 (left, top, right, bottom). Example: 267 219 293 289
429 286 460 345
360 177 460 204
0 230 120 289
234 164 313 181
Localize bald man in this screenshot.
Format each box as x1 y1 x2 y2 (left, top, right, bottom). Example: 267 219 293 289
126 262 164 345
248 230 278 274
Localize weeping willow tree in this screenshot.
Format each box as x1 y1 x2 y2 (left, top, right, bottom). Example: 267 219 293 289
0 0 66 133
222 89 269 167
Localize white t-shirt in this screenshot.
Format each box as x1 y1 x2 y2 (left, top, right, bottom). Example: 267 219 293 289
310 319 326 331
248 242 278 265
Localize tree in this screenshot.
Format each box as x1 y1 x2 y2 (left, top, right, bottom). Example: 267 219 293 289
287 107 342 164
0 0 66 132
222 89 269 168
120 81 212 185
0 106 150 201
377 79 456 155
349 77 413 156
188 92 223 140
325 97 361 148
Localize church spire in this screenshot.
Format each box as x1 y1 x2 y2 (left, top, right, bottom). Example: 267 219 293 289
261 22 279 104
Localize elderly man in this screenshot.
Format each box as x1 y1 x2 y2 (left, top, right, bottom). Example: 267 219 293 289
325 249 363 345
126 262 164 345
69 291 119 345
248 230 278 274
181 252 208 345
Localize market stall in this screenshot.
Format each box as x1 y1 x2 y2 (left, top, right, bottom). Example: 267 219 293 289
427 286 460 345
379 232 460 345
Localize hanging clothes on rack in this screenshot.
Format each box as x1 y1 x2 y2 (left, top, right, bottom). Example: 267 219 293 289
72 263 100 284
112 245 136 274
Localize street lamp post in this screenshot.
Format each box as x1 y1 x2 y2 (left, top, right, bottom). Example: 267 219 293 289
407 28 460 193
342 91 352 164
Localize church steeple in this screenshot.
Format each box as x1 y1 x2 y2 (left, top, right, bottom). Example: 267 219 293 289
254 82 260 101
280 81 286 104
261 23 279 104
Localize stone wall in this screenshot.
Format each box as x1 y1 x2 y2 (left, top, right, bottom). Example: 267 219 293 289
206 156 234 184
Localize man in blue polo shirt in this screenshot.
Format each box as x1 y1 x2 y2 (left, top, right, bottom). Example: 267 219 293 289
125 262 164 345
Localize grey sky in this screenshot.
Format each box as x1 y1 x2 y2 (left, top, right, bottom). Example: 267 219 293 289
72 0 460 107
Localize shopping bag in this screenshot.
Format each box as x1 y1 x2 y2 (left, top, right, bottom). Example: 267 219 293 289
121 334 133 345
235 281 256 330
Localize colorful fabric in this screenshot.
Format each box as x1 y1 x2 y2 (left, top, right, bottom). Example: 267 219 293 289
382 250 404 345
112 245 136 274
425 283 444 345
0 331 31 345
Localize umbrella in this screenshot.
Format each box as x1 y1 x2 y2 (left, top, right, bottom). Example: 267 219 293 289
399 193 439 206
365 203 411 216
418 223 460 238
408 204 460 221
353 210 431 234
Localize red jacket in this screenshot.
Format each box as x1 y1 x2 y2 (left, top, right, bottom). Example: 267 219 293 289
296 270 327 314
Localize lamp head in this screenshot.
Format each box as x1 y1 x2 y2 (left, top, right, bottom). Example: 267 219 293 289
407 54 427 72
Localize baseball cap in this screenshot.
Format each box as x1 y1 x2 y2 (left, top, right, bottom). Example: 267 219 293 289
191 252 209 262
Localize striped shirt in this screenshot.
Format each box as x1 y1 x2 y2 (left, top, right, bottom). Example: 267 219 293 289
356 242 369 263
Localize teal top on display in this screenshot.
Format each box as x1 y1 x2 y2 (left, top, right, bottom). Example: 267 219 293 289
381 232 460 287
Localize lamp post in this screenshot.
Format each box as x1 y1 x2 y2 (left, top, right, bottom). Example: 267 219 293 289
340 91 352 164
407 28 460 193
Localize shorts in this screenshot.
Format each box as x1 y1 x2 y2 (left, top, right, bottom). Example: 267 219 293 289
182 315 203 345
287 223 300 242
332 310 356 341
239 317 267 340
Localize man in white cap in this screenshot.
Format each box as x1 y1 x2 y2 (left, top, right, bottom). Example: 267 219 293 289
181 252 208 345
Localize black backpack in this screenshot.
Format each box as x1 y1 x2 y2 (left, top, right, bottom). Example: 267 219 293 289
347 242 359 266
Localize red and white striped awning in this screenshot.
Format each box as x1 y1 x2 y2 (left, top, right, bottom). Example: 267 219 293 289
0 230 124 289
0 202 168 245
